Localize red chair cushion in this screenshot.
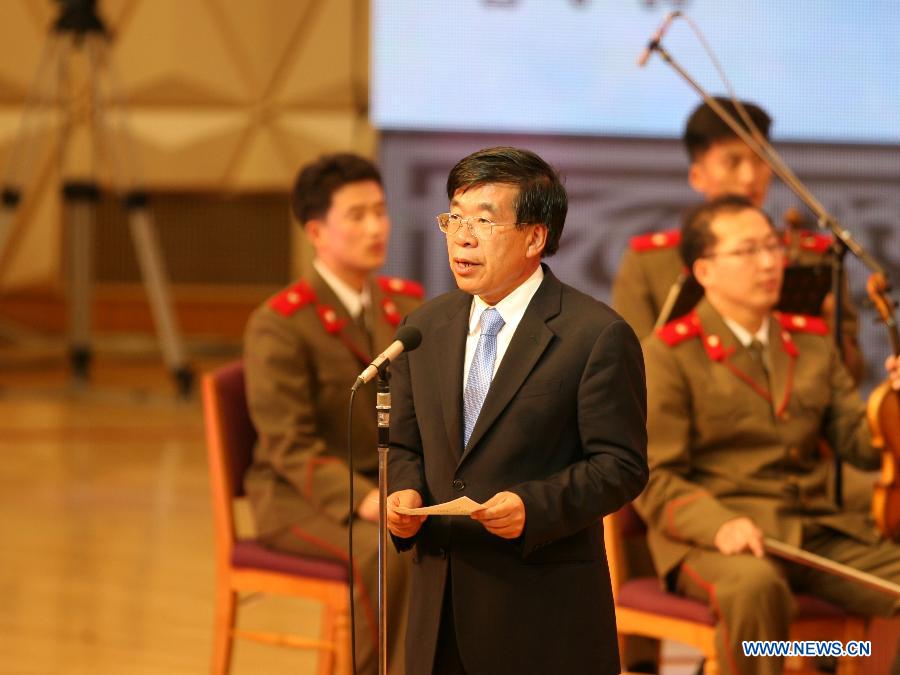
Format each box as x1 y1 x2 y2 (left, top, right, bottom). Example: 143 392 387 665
618 577 852 625
232 540 348 583
619 577 716 625
794 594 853 619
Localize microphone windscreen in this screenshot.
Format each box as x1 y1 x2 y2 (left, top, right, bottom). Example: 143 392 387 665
395 325 422 352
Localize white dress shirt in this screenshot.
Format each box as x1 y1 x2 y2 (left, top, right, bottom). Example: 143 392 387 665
313 259 371 320
463 265 545 387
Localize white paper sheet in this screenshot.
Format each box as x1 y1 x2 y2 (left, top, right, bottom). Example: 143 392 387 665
394 496 484 516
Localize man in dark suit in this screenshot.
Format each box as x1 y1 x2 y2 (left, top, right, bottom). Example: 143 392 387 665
385 147 649 674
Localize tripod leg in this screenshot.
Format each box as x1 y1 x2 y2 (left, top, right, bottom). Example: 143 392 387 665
124 192 194 396
0 34 66 292
84 36 194 397
63 182 100 381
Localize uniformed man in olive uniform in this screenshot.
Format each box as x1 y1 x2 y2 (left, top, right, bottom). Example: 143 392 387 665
612 98 867 674
611 98 863 384
243 154 422 675
636 195 900 675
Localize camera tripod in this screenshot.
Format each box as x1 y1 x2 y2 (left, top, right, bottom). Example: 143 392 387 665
0 0 193 395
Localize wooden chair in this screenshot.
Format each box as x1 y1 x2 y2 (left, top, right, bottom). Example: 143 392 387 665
604 503 866 675
202 360 351 675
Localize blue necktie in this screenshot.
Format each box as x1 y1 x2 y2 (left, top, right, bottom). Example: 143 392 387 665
463 307 505 448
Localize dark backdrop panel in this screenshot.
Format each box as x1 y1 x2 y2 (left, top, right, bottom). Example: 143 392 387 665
379 131 900 394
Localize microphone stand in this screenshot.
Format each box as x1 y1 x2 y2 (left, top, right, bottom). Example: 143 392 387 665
644 38 891 508
645 41 887 276
375 365 392 675
830 238 848 506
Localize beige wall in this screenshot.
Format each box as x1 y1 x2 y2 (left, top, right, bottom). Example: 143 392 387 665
0 0 371 290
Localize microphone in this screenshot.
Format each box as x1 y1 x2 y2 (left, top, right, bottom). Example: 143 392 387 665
637 10 681 67
351 325 422 391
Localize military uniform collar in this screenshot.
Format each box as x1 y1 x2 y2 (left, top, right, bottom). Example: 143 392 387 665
722 315 770 349
313 259 371 319
307 266 373 366
695 299 796 417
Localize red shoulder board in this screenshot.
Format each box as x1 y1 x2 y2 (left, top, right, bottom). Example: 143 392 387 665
316 304 347 335
378 276 424 299
629 229 681 253
381 298 402 327
777 312 829 336
656 311 701 347
269 280 316 317
787 229 833 255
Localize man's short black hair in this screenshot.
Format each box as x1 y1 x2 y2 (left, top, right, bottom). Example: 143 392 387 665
683 97 772 162
680 194 773 270
290 153 382 225
446 146 567 257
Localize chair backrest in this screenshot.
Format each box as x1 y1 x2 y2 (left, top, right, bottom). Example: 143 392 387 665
202 360 257 557
604 501 653 599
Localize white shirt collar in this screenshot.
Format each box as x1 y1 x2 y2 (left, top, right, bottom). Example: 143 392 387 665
313 259 371 318
467 265 545 335
723 315 770 348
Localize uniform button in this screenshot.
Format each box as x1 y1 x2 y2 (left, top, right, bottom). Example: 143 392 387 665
452 479 465 491
781 411 792 421
438 547 447 559
788 446 801 461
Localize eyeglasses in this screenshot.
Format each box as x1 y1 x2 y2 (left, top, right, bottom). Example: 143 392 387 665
705 240 786 263
436 213 521 241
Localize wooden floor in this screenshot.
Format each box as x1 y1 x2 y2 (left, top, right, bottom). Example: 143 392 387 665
0 340 328 675
0 333 720 674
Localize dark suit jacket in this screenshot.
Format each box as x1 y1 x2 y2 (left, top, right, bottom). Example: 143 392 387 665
389 267 649 675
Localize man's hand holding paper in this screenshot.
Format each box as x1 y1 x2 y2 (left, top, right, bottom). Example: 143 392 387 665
386 489 427 538
470 491 526 539
389 489 526 540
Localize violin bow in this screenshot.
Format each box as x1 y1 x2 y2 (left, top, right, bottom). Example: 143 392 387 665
765 537 900 599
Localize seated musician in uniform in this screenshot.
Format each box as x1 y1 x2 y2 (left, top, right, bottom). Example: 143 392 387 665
611 97 863 384
636 194 900 675
242 153 422 675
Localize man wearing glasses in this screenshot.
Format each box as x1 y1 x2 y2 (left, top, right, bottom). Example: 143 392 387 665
611 98 863 384
636 195 900 675
385 146 648 674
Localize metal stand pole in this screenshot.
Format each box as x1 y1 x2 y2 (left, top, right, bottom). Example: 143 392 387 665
830 239 849 508
376 367 391 675
124 191 193 393
63 181 100 380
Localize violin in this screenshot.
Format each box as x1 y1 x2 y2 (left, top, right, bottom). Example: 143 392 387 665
866 273 900 541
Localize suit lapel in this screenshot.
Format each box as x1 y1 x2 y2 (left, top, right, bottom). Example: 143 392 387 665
460 270 561 464
434 292 470 460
